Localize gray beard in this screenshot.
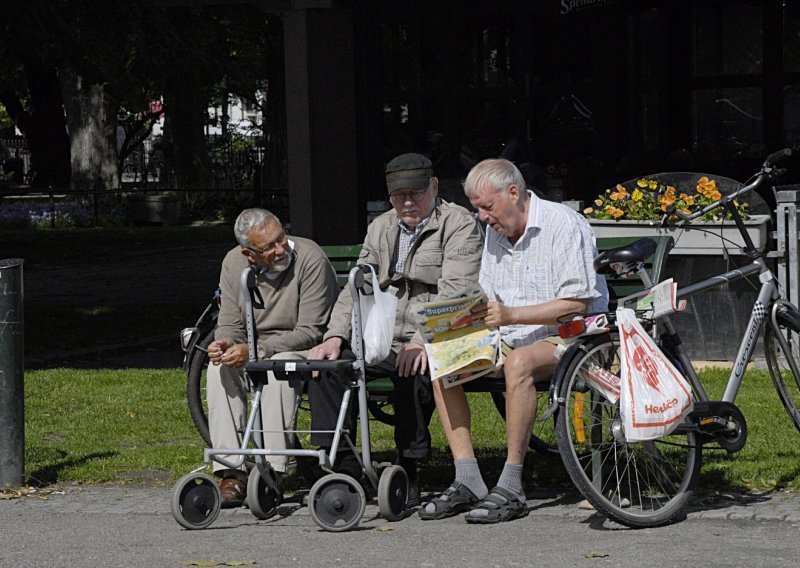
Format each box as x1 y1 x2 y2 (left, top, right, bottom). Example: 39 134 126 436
264 255 291 274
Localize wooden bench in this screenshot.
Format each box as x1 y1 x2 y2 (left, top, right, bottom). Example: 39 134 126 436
321 235 675 425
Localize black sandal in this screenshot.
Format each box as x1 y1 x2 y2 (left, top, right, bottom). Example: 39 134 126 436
418 481 480 520
465 486 528 524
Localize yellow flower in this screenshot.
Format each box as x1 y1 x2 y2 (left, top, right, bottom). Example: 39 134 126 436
584 176 747 222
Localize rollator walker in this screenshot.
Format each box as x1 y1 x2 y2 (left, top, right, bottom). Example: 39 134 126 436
171 263 413 531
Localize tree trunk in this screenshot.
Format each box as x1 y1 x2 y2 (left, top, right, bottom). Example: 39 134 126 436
0 66 71 188
58 64 119 191
162 87 211 189
262 15 288 218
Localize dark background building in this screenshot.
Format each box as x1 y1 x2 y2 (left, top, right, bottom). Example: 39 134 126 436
283 0 800 243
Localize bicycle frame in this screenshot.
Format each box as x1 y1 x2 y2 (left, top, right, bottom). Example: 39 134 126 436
643 183 796 406
659 252 777 404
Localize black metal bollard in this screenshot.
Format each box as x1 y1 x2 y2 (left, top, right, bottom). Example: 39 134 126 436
0 258 24 488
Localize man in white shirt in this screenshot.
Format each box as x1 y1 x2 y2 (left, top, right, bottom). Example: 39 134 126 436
419 158 608 524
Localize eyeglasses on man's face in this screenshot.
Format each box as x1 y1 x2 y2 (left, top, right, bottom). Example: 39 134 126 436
389 185 431 205
246 231 289 256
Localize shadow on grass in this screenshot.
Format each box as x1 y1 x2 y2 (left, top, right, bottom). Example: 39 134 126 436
26 449 119 487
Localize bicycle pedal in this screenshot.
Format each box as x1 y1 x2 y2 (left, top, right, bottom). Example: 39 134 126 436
696 416 731 433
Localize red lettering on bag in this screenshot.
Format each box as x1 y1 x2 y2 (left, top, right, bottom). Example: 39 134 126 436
644 398 678 414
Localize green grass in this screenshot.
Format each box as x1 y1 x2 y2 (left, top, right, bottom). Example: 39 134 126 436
22 366 800 494
9 226 800 495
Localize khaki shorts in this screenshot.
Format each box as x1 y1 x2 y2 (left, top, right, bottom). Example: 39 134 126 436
504 335 567 362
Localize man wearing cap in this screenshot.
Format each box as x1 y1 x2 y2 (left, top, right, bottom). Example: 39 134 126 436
308 152 483 504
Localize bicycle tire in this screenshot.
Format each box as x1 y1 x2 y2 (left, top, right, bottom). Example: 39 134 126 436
554 332 702 528
490 391 558 455
122 163 140 183
764 312 800 433
187 330 213 447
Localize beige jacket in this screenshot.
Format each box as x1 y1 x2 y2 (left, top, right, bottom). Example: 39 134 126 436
324 199 483 352
215 236 340 358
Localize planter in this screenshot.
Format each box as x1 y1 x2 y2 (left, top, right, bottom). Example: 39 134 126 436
127 193 181 226
589 215 771 255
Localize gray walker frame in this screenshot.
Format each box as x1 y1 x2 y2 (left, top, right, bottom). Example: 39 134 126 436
171 263 411 532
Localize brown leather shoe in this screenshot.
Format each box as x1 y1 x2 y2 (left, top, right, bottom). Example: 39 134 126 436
219 477 247 508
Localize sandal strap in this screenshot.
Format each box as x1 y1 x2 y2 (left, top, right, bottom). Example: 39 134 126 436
439 482 466 501
475 486 523 510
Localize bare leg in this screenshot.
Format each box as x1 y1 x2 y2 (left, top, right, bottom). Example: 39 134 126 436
433 380 474 459
504 342 558 465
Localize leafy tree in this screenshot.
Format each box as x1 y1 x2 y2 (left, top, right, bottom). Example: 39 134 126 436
0 0 282 193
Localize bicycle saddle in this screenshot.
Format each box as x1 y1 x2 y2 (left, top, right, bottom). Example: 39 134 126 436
593 238 656 276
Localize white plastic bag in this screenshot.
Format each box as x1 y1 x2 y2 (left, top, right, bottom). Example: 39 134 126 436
617 308 693 441
356 265 397 365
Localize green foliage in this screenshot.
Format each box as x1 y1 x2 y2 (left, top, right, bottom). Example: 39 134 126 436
0 103 14 131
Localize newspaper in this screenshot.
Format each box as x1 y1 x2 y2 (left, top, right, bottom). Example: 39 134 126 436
414 290 508 388
633 278 686 319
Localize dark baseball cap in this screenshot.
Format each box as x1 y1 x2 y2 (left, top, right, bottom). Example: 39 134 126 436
385 153 433 193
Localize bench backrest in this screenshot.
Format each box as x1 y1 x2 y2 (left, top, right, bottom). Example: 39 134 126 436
322 236 674 304
321 244 363 288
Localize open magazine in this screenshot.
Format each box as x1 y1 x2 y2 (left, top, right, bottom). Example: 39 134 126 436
413 290 510 388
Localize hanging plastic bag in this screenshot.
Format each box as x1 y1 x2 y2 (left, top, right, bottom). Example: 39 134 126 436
356 264 397 365
617 308 693 441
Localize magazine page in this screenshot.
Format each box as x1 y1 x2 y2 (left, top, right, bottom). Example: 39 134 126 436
633 278 686 319
414 290 503 387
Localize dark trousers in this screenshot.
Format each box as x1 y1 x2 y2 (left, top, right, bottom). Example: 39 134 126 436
308 350 435 460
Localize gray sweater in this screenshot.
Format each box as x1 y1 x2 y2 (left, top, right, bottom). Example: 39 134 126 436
215 236 340 358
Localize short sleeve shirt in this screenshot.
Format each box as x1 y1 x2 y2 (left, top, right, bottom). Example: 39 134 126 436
479 191 608 348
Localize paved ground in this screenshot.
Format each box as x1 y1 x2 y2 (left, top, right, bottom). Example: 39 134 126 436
1 484 799 567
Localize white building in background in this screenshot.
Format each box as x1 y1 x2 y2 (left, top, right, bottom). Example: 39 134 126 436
140 90 265 140
205 91 266 137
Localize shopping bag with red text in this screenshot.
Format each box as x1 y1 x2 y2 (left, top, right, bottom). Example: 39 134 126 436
617 308 693 441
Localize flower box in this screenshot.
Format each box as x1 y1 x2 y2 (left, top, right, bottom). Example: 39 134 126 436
589 215 772 255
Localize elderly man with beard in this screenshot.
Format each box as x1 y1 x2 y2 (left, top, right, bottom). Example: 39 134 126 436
207 208 339 507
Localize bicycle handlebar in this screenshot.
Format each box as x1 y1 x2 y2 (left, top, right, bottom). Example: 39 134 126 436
660 146 794 225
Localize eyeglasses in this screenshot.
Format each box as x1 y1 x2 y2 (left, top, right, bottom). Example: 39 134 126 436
389 186 430 205
246 232 289 256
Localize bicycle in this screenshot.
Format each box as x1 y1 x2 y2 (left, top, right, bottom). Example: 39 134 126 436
546 147 800 528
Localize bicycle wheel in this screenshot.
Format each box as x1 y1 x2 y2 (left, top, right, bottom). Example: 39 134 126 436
187 330 213 447
554 332 702 528
764 311 800 432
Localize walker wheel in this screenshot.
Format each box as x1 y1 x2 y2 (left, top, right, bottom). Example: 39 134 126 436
171 473 220 530
247 464 282 520
308 473 366 532
377 465 409 521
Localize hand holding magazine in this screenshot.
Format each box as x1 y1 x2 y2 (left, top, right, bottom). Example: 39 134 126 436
414 290 509 388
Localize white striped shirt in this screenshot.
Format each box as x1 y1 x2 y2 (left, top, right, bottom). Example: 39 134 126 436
479 191 608 348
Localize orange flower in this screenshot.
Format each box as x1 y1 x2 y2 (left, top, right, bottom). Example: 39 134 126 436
610 184 628 201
